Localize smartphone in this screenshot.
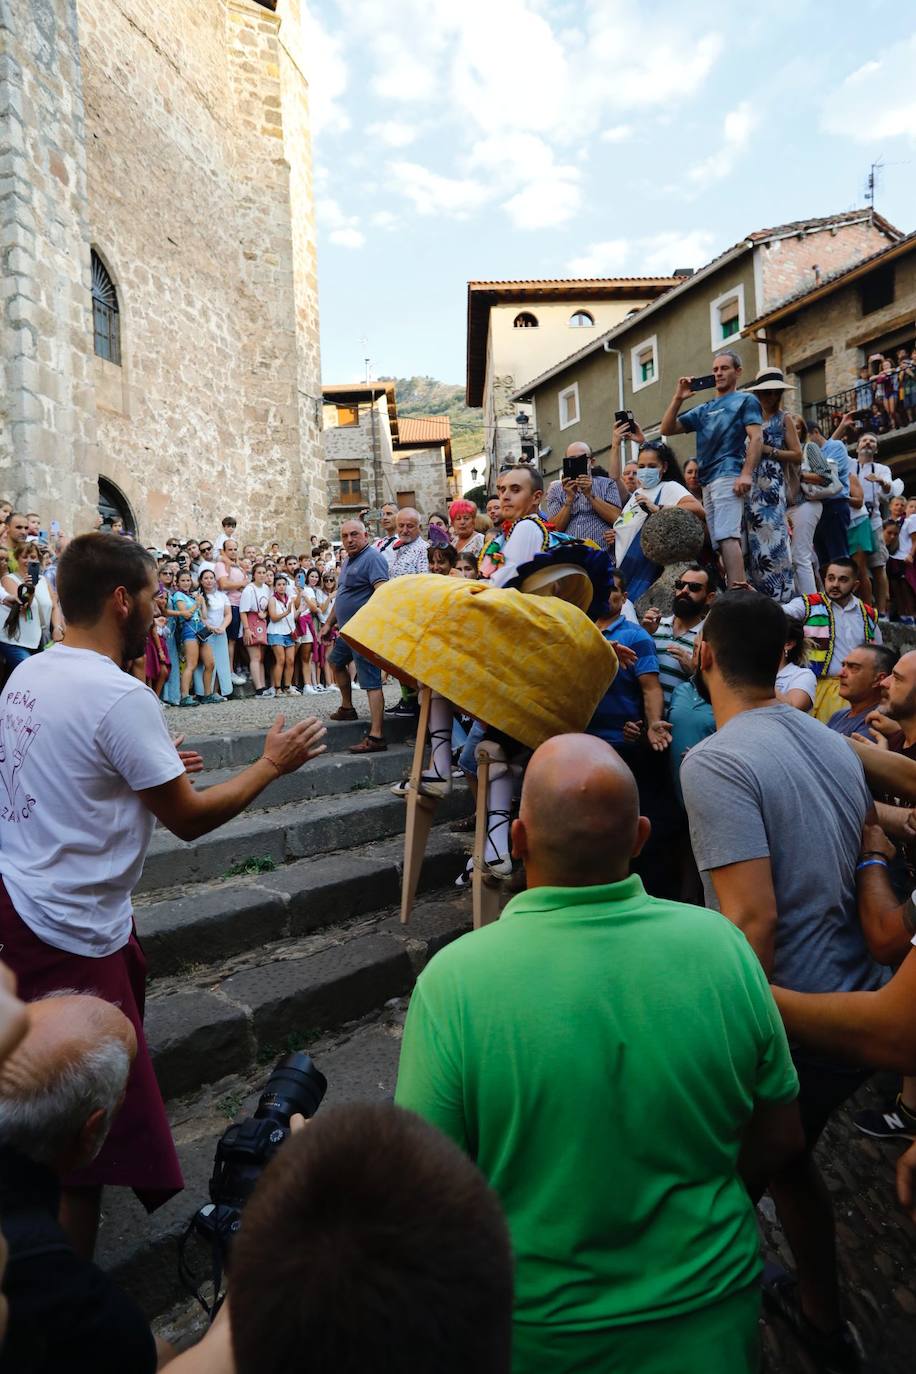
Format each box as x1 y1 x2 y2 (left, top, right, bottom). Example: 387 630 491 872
50 519 60 536
614 409 636 433
27 560 41 588
563 454 589 481
689 374 716 392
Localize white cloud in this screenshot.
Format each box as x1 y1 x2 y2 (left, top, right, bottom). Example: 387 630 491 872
565 229 716 277
686 100 757 188
566 239 631 275
388 160 492 217
370 209 401 229
367 119 419 147
328 226 366 249
600 124 633 144
821 37 916 142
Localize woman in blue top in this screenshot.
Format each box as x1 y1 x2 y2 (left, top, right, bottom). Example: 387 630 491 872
169 569 215 707
744 369 801 603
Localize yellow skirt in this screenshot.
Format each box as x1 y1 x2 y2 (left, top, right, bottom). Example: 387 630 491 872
342 576 617 751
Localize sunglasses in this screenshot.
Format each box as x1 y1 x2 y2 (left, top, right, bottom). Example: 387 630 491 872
200 546 213 553
166 541 179 547
673 579 706 592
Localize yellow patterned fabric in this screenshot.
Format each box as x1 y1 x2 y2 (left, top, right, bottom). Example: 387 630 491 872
342 575 617 750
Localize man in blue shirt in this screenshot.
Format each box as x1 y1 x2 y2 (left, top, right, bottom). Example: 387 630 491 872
661 350 763 589
808 420 852 567
322 518 390 753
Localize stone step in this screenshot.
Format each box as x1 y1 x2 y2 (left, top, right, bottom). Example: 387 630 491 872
156 739 417 824
136 827 470 979
144 877 472 1100
180 713 416 771
138 780 471 893
100 1012 406 1321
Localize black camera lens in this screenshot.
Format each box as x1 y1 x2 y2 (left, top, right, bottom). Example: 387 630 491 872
255 1052 327 1128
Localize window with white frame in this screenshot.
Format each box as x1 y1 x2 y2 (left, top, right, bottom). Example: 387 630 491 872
709 285 745 350
558 382 580 430
630 336 658 392
568 310 594 328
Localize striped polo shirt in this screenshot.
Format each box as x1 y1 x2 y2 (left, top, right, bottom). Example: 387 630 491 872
653 615 706 708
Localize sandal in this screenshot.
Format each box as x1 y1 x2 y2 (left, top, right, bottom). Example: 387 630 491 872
348 734 388 754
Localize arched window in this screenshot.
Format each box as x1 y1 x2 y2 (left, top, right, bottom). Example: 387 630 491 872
91 250 121 365
513 312 538 329
98 476 136 535
568 310 594 328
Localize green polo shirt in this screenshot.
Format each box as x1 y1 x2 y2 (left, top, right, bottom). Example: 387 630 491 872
396 875 797 1339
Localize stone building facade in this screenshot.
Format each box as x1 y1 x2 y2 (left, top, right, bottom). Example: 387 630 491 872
321 383 452 534
1 0 325 545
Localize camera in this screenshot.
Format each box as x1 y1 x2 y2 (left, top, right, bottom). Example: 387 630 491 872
180 1052 327 1315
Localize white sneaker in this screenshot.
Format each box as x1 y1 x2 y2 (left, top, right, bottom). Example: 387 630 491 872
262 687 276 698
284 686 299 696
305 685 319 695
231 672 246 685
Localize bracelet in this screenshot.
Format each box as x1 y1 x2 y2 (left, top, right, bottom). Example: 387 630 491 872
261 756 283 776
856 857 889 872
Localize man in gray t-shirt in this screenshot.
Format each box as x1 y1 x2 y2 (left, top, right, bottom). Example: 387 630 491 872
680 591 881 1361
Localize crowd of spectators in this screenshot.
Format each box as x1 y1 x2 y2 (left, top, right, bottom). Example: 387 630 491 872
4 344 916 1372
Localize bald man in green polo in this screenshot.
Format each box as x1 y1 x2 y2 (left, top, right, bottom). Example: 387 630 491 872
396 734 802 1373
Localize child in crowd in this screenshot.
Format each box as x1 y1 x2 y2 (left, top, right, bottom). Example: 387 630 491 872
454 552 479 579
429 544 458 575
267 571 299 696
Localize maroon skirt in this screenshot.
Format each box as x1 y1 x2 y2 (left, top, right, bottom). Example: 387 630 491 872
0 880 183 1211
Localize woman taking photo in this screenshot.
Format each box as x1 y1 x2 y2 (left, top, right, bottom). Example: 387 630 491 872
267 571 299 696
296 567 323 694
240 562 271 696
610 422 705 602
215 538 248 684
743 368 801 603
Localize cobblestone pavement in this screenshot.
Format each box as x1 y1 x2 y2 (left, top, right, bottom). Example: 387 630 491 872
161 680 404 737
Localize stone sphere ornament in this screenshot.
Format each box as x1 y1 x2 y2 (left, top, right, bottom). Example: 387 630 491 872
635 507 706 617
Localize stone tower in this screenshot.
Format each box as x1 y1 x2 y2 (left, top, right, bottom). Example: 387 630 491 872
0 0 326 544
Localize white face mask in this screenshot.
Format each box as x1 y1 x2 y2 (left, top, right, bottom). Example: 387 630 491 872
638 467 662 490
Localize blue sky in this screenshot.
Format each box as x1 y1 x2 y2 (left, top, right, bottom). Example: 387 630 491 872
306 0 916 386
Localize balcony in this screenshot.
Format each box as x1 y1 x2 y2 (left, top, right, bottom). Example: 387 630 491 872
805 383 916 472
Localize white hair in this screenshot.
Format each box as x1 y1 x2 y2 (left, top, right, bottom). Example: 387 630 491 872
713 348 742 369
0 1032 130 1169
340 519 366 534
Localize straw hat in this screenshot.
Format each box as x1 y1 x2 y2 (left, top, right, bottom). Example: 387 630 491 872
745 367 794 392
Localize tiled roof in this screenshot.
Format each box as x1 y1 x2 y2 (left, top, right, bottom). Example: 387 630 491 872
744 228 916 332
746 208 903 243
467 277 680 289
397 415 451 444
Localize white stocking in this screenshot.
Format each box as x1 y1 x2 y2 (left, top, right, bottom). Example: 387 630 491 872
427 691 454 782
485 767 515 863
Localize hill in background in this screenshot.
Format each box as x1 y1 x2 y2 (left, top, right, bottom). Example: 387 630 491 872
383 376 484 464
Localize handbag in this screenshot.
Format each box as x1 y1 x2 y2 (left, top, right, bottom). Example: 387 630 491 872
801 441 843 501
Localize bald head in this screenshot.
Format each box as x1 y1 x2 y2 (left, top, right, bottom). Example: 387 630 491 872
565 442 591 461
514 735 647 888
0 994 135 1170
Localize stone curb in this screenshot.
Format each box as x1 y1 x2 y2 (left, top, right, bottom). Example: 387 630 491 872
181 713 416 769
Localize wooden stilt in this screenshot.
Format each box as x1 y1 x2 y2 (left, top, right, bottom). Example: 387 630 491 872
471 744 502 929
400 686 437 924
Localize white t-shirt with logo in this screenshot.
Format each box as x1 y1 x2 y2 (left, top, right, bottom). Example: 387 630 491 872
0 647 184 957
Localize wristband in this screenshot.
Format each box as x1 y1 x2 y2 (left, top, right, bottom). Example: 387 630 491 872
856 857 889 872
261 756 283 776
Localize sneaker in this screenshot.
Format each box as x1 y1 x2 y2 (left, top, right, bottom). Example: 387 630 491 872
283 686 299 697
304 685 319 695
329 705 358 721
254 687 268 697
348 734 387 754
386 699 419 717
230 672 247 685
262 687 276 698
852 1095 916 1140
179 695 199 707
200 693 224 704
762 1267 865 1373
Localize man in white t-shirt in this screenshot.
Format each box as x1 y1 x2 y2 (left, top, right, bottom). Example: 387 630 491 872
0 534 326 1257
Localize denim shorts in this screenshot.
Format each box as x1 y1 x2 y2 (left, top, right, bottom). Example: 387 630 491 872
267 633 295 648
701 474 744 546
327 635 382 690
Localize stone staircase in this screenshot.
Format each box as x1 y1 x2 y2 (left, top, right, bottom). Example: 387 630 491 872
95 716 476 1318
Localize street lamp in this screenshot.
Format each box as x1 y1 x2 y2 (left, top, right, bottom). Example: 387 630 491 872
515 411 531 436
470 466 479 483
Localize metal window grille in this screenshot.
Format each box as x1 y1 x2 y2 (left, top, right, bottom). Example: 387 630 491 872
91 251 121 364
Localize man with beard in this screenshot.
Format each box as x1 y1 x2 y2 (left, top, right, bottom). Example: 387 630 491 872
784 558 881 723
643 564 717 710
0 534 327 1260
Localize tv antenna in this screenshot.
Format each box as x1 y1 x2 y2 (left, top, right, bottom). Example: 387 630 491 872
865 157 883 208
